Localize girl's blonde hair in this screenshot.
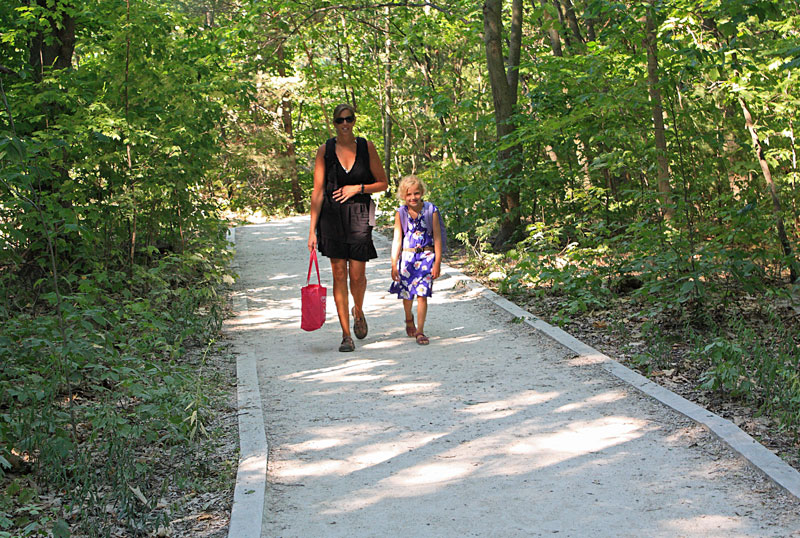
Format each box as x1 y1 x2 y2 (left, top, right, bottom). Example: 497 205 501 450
396 175 427 203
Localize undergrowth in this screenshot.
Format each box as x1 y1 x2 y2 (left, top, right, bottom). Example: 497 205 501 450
0 238 234 537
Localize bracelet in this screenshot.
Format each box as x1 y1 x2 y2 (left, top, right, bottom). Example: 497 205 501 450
361 183 365 194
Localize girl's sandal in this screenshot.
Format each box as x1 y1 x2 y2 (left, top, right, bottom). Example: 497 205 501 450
415 333 429 346
405 317 416 337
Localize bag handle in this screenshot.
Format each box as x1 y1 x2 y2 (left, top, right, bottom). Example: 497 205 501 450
307 250 321 286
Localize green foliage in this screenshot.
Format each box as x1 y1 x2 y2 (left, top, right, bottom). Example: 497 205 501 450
696 314 800 430
0 0 243 534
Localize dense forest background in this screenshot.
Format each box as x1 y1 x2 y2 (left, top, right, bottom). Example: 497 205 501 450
1 0 799 535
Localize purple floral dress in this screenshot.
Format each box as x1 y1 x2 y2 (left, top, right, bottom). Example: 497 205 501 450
389 208 435 299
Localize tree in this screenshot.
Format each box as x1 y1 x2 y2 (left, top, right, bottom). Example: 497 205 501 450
483 0 523 247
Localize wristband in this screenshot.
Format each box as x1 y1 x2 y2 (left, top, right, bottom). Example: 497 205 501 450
361 183 365 194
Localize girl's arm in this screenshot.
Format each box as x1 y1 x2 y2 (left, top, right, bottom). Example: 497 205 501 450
308 144 326 251
390 211 403 281
431 210 443 279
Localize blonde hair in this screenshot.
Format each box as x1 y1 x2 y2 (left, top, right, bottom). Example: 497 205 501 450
332 103 356 122
396 175 427 203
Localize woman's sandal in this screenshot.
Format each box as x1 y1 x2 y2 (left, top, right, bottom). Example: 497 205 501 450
339 335 355 352
352 307 368 340
415 332 429 346
405 317 416 337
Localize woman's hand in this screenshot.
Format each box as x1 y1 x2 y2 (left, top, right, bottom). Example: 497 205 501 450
391 266 400 282
332 184 360 203
308 232 317 252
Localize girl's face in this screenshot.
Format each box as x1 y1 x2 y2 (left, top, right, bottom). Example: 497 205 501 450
403 184 424 210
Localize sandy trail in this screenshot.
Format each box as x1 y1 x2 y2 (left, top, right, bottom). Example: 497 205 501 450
229 216 799 538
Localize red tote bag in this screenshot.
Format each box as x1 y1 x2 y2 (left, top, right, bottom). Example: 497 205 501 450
301 250 327 331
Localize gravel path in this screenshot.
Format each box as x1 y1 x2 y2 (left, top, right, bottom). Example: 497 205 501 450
229 216 800 537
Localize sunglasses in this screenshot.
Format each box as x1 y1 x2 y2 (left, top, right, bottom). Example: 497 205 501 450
334 115 355 124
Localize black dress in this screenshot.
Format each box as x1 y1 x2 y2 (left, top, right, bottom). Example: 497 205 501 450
317 137 377 261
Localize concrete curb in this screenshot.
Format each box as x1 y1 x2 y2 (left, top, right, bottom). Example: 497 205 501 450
226 228 268 538
439 264 800 501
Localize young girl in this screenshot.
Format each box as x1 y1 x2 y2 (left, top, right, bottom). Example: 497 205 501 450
389 175 444 345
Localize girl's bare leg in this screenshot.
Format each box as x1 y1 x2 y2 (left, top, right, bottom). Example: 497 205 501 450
416 296 428 335
403 299 414 321
330 258 350 337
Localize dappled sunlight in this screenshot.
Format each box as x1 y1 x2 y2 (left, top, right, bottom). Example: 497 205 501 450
506 416 647 460
391 461 475 486
664 514 746 535
268 273 299 281
274 433 447 480
381 382 441 396
554 390 628 413
285 359 396 384
458 390 560 421
361 339 411 351
285 437 346 452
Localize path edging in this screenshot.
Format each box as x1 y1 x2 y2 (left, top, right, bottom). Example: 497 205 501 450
441 265 800 501
226 227 268 538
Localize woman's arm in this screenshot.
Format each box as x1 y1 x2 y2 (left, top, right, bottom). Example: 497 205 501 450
390 211 403 281
365 140 389 193
308 144 326 251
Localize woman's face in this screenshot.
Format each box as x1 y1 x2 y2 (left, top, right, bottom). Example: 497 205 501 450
403 184 423 209
334 109 356 136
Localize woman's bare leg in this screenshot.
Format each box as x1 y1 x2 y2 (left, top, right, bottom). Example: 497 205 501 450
330 258 350 337
348 260 367 318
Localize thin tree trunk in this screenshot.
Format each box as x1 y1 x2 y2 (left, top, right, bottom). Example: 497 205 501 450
739 97 798 282
536 0 563 56
552 0 572 49
125 0 136 269
301 42 332 138
382 9 394 185
483 0 522 248
560 0 584 44
277 44 303 213
644 1 674 220
723 104 743 198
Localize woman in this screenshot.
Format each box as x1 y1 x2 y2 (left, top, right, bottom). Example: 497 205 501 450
308 104 389 352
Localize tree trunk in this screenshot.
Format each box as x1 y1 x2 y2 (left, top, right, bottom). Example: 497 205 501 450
560 0 584 44
383 11 394 186
29 0 76 81
301 42 332 138
644 1 674 220
723 103 743 198
483 0 523 248
277 44 304 213
552 0 572 49
739 97 797 282
536 0 563 57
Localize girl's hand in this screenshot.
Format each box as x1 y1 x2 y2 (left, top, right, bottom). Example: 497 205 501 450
308 233 317 252
332 185 359 203
391 266 400 282
431 262 441 279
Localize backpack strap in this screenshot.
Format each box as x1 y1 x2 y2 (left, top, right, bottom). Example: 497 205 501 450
398 205 409 248
422 202 447 255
